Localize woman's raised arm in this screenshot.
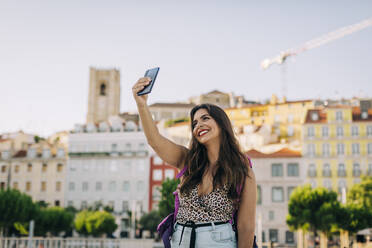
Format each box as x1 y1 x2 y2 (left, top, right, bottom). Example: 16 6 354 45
132 77 188 169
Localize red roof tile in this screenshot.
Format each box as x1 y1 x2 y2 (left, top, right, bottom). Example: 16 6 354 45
246 148 301 158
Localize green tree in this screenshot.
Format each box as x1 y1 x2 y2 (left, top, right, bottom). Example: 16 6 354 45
139 210 162 238
347 176 372 209
287 185 340 238
335 177 372 237
34 207 74 236
74 210 117 237
0 189 37 237
158 178 180 218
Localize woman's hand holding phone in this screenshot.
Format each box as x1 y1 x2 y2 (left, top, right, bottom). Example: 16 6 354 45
132 77 151 107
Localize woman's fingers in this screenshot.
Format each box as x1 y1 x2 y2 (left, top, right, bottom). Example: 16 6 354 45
132 77 151 92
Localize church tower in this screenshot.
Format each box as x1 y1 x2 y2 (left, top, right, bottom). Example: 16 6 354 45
86 68 120 124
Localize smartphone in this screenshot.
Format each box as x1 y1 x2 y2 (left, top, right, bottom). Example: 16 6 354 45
137 67 160 96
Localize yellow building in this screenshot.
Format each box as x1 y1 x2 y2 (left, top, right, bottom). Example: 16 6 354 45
0 141 67 206
225 95 314 141
303 106 372 193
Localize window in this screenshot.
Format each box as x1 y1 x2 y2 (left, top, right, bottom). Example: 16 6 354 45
286 231 294 244
287 163 299 177
165 169 175 179
337 163 346 177
256 185 262 205
323 179 332 190
308 164 316 177
109 181 116 192
269 211 275 221
42 163 47 172
41 182 46 192
307 144 316 156
0 182 5 190
67 201 74 207
26 182 31 191
15 165 19 173
55 200 60 206
1 165 6 173
111 143 117 152
13 182 18 190
287 186 295 200
351 126 359 137
82 182 89 192
69 182 75 191
269 229 278 242
367 125 372 136
154 156 163 165
137 180 144 192
262 231 266 243
322 143 330 157
123 181 130 192
96 182 102 191
57 164 63 172
56 182 61 192
368 164 372 176
338 180 347 194
337 126 344 137
27 163 32 172
322 126 329 137
353 163 361 177
352 143 360 155
310 180 317 188
122 201 129 212
307 126 315 137
100 83 106 96
152 186 161 201
336 111 343 121
153 169 163 181
288 114 294 123
272 187 284 202
323 163 331 177
287 126 294 137
368 143 372 155
337 143 345 155
271 164 283 177
81 201 87 209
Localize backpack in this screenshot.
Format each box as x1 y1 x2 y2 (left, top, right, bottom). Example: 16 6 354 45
157 159 257 248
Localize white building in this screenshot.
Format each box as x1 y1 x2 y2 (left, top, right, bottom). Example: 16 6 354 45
66 120 150 238
247 148 305 246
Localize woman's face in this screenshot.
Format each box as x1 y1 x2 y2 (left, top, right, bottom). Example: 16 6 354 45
192 108 221 145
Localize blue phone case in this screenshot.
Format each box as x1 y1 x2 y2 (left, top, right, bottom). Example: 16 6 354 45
137 67 160 96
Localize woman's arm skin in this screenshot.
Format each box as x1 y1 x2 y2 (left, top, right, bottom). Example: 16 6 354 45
237 166 257 248
132 77 188 169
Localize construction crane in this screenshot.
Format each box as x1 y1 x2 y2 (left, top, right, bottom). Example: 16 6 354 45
261 17 372 70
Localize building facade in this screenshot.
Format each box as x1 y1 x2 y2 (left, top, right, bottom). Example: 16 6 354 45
149 102 195 122
148 155 179 211
303 106 372 193
247 148 304 246
0 142 67 206
66 121 150 238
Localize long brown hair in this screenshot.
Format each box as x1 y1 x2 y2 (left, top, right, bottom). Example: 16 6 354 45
180 103 249 201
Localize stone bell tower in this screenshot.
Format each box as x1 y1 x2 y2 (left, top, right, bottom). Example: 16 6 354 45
86 67 120 124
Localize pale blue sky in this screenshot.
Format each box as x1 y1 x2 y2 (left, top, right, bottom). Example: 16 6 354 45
1 0 371 137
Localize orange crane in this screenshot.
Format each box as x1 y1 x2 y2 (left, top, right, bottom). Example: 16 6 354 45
261 17 372 96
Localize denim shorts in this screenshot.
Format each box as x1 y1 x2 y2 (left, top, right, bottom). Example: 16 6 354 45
171 221 237 248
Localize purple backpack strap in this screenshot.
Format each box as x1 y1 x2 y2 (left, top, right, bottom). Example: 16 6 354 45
173 165 188 221
229 156 252 224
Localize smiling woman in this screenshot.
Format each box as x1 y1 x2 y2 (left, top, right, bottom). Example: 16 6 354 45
132 77 257 248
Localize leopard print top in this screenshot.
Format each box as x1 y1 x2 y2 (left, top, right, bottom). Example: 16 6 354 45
176 184 234 223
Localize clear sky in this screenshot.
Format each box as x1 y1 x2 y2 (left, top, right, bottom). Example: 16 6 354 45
1 0 371 137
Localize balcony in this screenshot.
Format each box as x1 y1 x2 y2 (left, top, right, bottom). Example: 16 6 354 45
337 170 347 177
322 170 332 177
